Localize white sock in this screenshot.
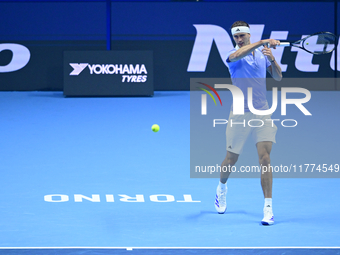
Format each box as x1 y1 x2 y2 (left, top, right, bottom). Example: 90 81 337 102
218 181 227 191
264 198 272 210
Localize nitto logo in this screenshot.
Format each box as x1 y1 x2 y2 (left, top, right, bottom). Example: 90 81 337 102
69 63 148 82
188 24 339 72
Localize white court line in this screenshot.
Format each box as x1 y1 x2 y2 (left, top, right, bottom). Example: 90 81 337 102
0 247 340 249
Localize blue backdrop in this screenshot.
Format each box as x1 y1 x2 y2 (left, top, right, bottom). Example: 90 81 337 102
0 0 338 91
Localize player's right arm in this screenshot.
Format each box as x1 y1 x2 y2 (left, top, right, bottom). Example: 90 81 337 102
228 39 280 62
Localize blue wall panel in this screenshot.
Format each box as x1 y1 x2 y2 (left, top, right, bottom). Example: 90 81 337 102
0 1 338 91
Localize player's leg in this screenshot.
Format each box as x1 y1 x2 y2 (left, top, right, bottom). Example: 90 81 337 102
256 141 273 198
215 151 239 214
220 150 239 184
252 113 277 225
257 141 274 225
215 111 250 214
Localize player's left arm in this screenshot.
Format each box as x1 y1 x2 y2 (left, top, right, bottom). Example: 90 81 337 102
262 45 282 81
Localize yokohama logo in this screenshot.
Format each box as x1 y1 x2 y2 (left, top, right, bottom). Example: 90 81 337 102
69 63 147 76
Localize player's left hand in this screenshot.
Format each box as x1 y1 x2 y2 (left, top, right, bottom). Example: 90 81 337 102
262 46 275 62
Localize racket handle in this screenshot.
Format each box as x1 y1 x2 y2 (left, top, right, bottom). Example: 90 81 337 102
278 42 291 47
264 42 290 47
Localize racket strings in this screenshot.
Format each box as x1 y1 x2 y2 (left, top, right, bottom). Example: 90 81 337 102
304 33 336 54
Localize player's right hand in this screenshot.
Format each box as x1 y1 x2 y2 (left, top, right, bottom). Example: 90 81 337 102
262 39 280 49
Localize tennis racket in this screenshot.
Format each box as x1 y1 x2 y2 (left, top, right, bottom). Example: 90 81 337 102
278 32 337 55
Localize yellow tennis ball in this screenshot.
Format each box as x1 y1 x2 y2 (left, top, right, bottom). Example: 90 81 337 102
151 124 160 132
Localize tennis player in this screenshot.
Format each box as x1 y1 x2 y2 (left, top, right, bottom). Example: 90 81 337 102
214 21 282 225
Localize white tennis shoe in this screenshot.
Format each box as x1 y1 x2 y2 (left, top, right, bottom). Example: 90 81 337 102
214 186 227 214
261 206 274 225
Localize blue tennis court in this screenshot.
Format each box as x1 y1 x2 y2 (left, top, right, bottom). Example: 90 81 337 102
0 91 339 254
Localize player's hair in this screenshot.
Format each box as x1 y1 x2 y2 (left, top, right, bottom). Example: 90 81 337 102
231 21 250 29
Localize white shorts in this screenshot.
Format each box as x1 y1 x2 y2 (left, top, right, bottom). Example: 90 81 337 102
226 111 277 155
